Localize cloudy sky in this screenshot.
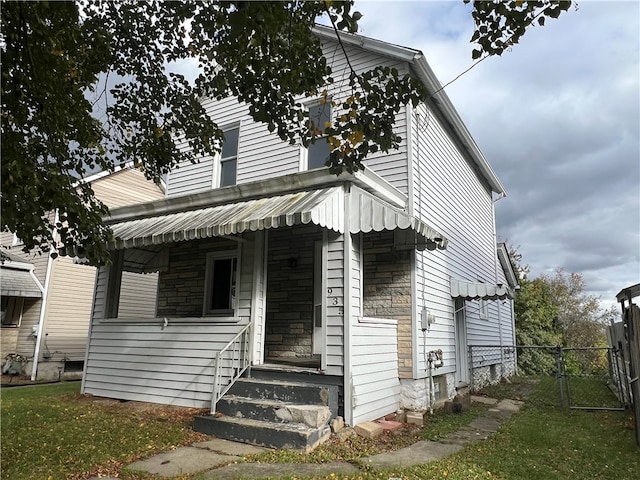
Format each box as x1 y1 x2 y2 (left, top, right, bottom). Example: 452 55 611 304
349 0 639 308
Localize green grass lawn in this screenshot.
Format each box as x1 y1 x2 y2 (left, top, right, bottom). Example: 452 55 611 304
0 382 206 480
1 379 638 480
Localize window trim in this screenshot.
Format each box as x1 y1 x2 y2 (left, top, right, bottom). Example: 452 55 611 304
477 278 489 319
1 297 24 328
479 298 489 319
203 249 241 320
213 124 240 188
300 100 332 171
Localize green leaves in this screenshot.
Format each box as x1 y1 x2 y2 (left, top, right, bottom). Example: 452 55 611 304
466 0 571 58
1 0 569 265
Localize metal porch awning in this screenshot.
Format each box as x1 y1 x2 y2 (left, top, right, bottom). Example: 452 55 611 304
0 267 43 298
451 278 514 301
107 185 447 251
109 187 345 249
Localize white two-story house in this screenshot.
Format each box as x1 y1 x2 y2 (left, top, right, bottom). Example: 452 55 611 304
81 26 518 450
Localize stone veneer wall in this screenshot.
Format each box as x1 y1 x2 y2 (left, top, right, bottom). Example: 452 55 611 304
362 231 413 377
156 237 238 317
265 225 323 359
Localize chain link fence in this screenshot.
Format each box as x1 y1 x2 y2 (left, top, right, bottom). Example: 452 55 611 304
468 345 629 411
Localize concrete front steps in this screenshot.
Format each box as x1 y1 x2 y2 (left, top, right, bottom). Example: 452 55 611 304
193 377 339 452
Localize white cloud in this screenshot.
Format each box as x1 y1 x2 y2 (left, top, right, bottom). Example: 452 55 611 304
357 0 640 303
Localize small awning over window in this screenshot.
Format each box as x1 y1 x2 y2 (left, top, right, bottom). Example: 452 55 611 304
450 278 514 301
1 267 43 298
350 188 447 251
107 185 447 251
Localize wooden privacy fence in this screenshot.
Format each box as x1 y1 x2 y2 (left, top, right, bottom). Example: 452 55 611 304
615 284 640 446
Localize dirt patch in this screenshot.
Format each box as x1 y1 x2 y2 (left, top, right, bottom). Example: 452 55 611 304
73 393 210 424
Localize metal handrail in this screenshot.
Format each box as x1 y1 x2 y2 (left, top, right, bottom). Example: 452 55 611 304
211 322 252 414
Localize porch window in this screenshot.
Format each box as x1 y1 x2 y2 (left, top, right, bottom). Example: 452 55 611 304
204 251 238 316
305 103 331 170
219 126 239 187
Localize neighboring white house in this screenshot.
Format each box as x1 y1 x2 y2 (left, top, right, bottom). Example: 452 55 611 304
0 168 165 381
80 27 518 433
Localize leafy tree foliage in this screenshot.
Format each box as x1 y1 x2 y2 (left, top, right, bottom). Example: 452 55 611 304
466 0 572 59
513 257 615 374
543 268 615 348
1 1 569 265
515 277 562 374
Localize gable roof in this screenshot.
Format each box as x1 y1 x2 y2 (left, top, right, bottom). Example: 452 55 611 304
313 25 506 196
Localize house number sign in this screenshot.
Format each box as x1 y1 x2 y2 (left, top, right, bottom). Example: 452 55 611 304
327 287 339 306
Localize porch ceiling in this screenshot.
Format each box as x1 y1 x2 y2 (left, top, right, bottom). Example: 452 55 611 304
450 278 514 301
0 267 42 297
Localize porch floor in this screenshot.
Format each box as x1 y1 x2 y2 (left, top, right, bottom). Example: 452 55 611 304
263 355 321 370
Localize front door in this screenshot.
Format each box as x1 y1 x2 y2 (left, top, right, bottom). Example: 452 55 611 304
455 298 469 385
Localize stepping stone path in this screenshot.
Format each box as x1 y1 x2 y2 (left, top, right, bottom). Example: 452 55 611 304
87 396 523 479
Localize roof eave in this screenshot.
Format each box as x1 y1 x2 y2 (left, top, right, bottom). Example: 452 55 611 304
411 55 506 195
313 25 506 196
105 168 407 224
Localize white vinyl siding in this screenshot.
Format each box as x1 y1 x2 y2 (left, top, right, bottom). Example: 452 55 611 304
165 40 412 197
83 236 255 407
324 42 411 194
83 321 247 407
411 103 498 377
351 234 362 319
118 272 158 319
351 318 400 425
92 266 109 321
325 232 344 375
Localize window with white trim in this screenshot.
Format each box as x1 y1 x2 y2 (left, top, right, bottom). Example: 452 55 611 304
203 250 238 316
479 299 488 319
477 278 489 319
219 126 239 187
304 103 331 170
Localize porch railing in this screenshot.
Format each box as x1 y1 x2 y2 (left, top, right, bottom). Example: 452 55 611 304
211 322 252 414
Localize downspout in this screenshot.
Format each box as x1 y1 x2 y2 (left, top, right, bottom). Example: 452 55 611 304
343 183 353 426
492 194 505 377
511 298 518 375
31 209 59 381
413 109 429 404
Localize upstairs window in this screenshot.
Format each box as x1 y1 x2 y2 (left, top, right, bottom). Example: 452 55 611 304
219 127 239 187
204 251 238 316
306 103 331 170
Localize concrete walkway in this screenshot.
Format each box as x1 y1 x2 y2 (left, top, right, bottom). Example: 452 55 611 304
88 396 522 480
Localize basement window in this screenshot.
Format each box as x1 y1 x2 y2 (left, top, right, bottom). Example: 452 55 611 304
64 361 84 373
433 375 446 401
